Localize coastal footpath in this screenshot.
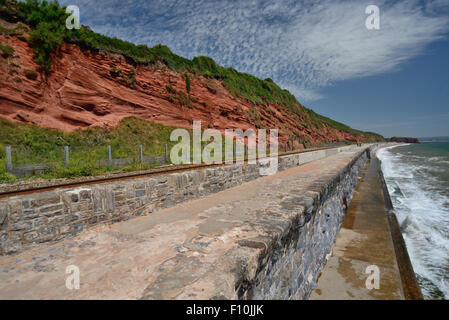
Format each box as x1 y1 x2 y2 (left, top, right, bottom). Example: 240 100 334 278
311 148 422 299
0 144 419 299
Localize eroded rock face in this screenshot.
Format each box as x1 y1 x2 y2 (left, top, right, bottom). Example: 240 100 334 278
1 30 362 145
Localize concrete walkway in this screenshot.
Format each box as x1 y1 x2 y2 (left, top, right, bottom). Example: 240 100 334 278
310 158 404 300
0 148 367 300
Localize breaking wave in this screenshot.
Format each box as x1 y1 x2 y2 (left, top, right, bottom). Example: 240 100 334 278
377 143 449 299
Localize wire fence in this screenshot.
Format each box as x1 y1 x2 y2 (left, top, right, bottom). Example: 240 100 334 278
3 144 169 179
1 140 353 181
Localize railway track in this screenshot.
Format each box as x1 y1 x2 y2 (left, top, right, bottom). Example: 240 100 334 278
0 144 353 199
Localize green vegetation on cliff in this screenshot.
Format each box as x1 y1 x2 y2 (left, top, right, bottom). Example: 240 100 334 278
305 109 382 141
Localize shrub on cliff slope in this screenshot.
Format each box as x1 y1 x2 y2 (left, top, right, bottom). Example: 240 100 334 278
16 0 70 73
183 73 191 93
28 22 64 73
0 43 14 57
23 68 38 80
122 68 137 88
109 67 122 77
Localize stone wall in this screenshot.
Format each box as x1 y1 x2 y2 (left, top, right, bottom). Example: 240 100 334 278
250 151 368 299
0 145 362 255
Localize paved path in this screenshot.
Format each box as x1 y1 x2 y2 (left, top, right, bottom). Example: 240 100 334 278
0 149 368 300
310 158 404 300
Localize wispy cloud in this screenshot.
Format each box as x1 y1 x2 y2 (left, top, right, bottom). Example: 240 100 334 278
60 0 449 101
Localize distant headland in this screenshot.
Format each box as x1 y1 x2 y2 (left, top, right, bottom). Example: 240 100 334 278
390 137 420 143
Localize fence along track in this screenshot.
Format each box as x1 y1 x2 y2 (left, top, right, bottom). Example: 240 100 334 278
0 144 354 199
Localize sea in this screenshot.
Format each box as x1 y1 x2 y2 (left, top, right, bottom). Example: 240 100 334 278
377 142 449 300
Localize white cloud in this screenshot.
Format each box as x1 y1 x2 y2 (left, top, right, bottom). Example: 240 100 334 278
281 85 325 102
60 0 449 102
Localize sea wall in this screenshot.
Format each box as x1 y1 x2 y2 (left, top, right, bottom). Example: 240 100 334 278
0 145 363 255
375 148 423 299
249 149 368 299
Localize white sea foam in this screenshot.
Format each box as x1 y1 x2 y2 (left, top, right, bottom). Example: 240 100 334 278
377 145 449 299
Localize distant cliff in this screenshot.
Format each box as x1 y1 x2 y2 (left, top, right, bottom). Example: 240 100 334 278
390 137 420 143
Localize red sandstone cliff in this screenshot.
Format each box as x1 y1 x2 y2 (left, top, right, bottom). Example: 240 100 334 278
0 21 373 146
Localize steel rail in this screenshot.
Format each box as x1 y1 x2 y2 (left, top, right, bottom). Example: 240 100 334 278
0 144 352 199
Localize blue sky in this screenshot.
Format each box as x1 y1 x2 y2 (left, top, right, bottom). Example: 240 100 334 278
58 0 449 138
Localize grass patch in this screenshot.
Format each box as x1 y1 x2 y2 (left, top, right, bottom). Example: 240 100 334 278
165 84 176 94
119 68 137 88
109 67 122 77
0 117 275 183
0 117 185 182
165 84 194 108
24 68 38 80
176 91 192 108
0 23 28 36
0 43 14 57
245 105 262 128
